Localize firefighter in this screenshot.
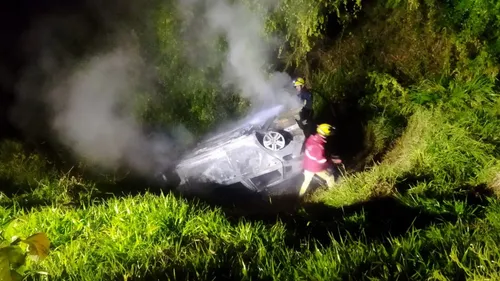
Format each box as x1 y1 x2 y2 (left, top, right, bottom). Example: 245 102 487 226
293 77 314 137
299 123 342 197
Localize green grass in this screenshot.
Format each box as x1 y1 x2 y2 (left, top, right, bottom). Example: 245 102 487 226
2 183 500 280
313 108 496 205
1 0 500 279
0 98 499 279
0 130 498 280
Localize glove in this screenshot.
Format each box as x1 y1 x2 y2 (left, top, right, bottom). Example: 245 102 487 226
331 157 342 164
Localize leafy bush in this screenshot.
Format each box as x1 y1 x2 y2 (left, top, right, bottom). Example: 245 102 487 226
263 0 362 67
0 141 51 189
0 232 50 281
0 140 96 207
315 68 499 204
0 0 500 280
133 1 249 135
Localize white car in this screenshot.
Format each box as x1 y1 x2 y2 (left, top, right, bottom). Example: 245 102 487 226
162 104 308 192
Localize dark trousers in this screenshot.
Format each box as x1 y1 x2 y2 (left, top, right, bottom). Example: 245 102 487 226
299 108 314 153
299 108 314 138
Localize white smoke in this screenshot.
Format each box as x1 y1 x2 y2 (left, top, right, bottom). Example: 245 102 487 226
46 47 159 174
15 36 190 176
11 0 301 178
9 1 198 178
178 0 301 111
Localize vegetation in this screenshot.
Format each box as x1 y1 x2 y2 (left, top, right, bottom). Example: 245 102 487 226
1 0 500 280
0 232 50 280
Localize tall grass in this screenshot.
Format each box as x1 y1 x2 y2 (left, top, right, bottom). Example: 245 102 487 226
1 137 499 280
2 186 500 280
1 0 500 280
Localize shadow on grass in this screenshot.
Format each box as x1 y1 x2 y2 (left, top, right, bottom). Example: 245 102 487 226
166 180 493 249
117 181 491 281
3 166 493 247
0 178 29 198
2 165 494 280
394 172 494 217
0 178 50 210
235 195 457 248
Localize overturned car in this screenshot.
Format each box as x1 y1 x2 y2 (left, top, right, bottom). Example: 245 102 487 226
161 104 309 192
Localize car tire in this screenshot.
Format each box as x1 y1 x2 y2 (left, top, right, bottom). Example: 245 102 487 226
262 131 287 151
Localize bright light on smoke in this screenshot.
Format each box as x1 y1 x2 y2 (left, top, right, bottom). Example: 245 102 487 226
247 105 284 125
178 0 301 111
46 47 186 175
11 0 301 180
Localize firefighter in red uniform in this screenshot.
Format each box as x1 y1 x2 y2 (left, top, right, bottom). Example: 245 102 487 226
299 123 342 196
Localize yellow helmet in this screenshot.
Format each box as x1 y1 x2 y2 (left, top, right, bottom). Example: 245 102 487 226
293 77 305 87
317 123 334 137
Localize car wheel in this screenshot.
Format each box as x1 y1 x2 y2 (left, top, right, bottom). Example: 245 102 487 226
262 131 286 151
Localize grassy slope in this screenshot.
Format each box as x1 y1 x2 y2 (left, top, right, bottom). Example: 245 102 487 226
0 140 499 280
1 0 500 281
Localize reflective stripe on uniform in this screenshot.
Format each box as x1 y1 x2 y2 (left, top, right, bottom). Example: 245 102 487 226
305 149 327 163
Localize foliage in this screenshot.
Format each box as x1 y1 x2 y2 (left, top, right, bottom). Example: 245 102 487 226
0 232 50 281
263 0 362 67
314 68 499 204
443 0 500 57
135 1 248 135
366 72 413 115
0 141 51 189
1 179 500 280
1 0 500 280
0 141 96 207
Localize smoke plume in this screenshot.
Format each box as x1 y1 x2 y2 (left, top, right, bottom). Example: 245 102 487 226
46 47 175 174
11 0 299 178
178 0 300 110
11 4 190 177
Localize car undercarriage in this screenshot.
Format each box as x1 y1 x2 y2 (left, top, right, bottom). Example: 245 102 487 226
160 104 312 192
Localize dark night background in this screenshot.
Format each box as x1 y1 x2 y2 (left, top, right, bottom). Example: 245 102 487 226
0 0 148 142
1 0 86 140
0 0 39 139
